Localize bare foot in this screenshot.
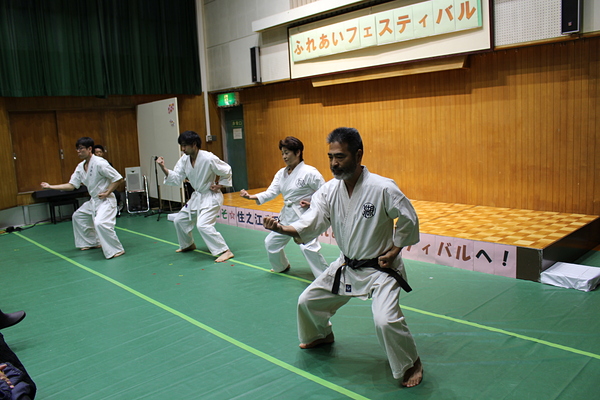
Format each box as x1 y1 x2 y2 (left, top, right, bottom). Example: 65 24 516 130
108 251 125 259
299 332 334 349
176 244 196 253
401 357 423 387
81 245 101 251
215 249 234 263
270 265 291 273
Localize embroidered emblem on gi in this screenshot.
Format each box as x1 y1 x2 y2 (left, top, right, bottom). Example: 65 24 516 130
345 284 352 292
362 202 376 218
296 178 305 187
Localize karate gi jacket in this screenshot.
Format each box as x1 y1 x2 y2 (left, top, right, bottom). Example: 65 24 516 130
163 151 232 211
69 155 122 202
291 167 420 261
254 161 325 225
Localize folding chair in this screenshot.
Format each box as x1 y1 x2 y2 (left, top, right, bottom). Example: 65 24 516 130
124 167 150 214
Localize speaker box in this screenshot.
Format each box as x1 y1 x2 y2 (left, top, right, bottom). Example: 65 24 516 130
561 0 581 34
250 46 261 83
125 167 143 192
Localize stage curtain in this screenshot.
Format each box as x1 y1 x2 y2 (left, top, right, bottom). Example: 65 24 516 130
0 0 201 97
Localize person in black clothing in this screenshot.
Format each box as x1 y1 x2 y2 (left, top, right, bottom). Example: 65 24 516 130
0 334 36 399
0 311 25 331
0 310 36 399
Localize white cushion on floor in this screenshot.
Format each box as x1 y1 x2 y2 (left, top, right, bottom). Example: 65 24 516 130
540 262 600 292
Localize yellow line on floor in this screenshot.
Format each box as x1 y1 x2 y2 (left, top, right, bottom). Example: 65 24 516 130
14 232 370 400
402 305 600 360
116 226 600 361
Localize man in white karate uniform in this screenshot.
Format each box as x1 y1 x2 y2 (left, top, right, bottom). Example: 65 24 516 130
156 130 234 263
41 137 125 259
240 136 328 278
263 127 423 388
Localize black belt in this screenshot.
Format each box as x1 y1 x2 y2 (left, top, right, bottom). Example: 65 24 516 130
331 255 413 294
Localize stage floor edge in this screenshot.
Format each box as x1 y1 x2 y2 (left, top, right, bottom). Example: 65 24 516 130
222 189 600 282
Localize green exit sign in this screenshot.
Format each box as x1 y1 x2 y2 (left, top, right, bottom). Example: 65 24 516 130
216 92 238 107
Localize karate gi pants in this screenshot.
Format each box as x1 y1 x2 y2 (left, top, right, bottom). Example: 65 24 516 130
297 266 419 380
72 195 124 259
173 204 229 256
265 230 328 277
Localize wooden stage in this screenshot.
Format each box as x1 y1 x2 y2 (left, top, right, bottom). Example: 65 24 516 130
220 189 600 282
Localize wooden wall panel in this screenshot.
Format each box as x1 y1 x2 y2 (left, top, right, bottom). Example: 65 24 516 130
241 37 600 215
207 94 224 160
5 95 171 112
178 94 223 158
0 94 209 208
103 108 139 191
10 112 62 193
0 98 18 210
56 110 106 183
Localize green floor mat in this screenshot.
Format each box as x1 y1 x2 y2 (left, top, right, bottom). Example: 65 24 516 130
1 215 599 399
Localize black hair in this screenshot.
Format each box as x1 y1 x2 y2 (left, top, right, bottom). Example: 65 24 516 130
326 127 363 155
93 145 105 152
178 130 202 149
278 136 304 161
75 137 94 150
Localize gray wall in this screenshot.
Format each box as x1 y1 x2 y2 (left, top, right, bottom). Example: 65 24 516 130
202 0 600 92
203 0 290 90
